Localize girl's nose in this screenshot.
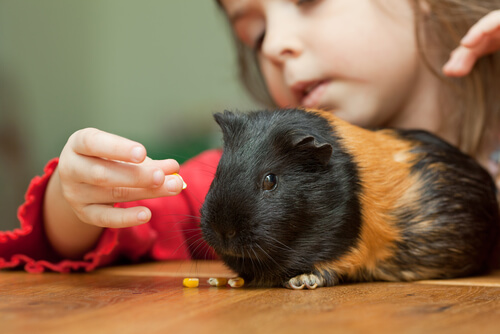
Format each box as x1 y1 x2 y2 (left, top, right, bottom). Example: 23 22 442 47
260 12 303 63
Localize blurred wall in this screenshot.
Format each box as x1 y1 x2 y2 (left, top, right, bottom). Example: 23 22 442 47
0 0 258 230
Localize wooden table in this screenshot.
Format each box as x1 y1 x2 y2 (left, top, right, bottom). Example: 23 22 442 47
1 261 500 334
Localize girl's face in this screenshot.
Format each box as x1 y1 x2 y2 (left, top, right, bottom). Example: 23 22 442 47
220 0 442 131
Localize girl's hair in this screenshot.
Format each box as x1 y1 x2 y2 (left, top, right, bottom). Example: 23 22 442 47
413 0 500 159
218 0 500 159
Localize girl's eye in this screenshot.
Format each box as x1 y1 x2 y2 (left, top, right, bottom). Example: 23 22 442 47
254 32 265 50
297 0 317 5
233 16 266 51
262 174 278 191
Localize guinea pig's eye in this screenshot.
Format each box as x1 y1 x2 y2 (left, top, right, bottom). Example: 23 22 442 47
262 173 278 191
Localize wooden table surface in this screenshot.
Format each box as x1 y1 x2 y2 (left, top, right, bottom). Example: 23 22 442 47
1 261 500 334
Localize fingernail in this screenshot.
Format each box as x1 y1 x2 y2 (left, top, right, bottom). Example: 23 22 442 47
153 170 165 185
443 49 466 76
443 59 456 73
137 211 149 222
173 173 187 190
166 174 187 192
131 146 145 162
442 60 451 71
166 179 179 192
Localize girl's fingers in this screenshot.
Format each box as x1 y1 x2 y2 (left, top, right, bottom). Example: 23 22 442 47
442 46 477 77
103 174 186 203
461 10 500 47
63 155 164 188
75 172 186 227
69 128 147 163
443 10 500 77
145 157 181 176
62 153 181 189
70 174 186 205
78 204 153 228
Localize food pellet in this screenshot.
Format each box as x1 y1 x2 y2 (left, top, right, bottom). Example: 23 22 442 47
207 277 228 287
228 277 245 288
182 278 199 288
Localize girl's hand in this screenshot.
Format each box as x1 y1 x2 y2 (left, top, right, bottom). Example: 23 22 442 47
43 129 185 259
443 10 500 77
43 128 186 259
56 128 185 228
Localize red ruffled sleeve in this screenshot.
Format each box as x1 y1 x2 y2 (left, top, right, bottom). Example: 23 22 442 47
0 150 221 273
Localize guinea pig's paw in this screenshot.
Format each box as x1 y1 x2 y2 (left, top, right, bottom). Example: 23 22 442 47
284 274 323 290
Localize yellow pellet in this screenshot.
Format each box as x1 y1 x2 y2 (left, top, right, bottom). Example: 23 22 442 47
183 278 199 288
207 277 228 287
228 277 245 288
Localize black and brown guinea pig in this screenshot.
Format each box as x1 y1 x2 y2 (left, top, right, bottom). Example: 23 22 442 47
200 108 499 289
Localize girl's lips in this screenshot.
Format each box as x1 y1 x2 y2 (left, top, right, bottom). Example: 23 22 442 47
292 80 330 108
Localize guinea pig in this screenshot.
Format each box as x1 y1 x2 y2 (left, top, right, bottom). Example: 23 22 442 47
200 108 499 289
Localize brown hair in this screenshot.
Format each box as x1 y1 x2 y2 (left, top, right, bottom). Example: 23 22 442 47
219 0 500 159
412 0 500 159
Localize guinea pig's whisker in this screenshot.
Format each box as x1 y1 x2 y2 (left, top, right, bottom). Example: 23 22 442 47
156 216 202 231
182 191 204 206
170 236 197 255
157 213 201 222
188 236 209 259
155 216 202 232
157 213 190 218
252 248 264 272
250 247 263 273
201 245 212 261
167 232 204 256
265 235 293 252
255 243 282 271
245 248 256 271
192 239 210 261
259 238 290 259
154 227 202 242
195 168 217 177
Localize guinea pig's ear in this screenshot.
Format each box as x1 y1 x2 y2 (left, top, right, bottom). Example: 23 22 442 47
214 110 232 130
293 135 333 166
214 110 240 139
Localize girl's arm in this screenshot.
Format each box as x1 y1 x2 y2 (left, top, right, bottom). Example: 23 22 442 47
1 148 220 273
42 128 185 259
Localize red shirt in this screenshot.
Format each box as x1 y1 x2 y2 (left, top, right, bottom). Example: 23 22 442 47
0 150 221 273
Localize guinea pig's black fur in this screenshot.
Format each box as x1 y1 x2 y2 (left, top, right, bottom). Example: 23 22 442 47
200 108 499 289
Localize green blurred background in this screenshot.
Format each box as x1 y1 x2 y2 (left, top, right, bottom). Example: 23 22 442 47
0 0 259 230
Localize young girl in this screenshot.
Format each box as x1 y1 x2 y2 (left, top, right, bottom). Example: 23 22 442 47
1 0 499 273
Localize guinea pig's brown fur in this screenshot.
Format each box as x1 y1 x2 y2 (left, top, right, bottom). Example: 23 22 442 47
201 108 499 288
315 110 498 284
313 113 414 281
